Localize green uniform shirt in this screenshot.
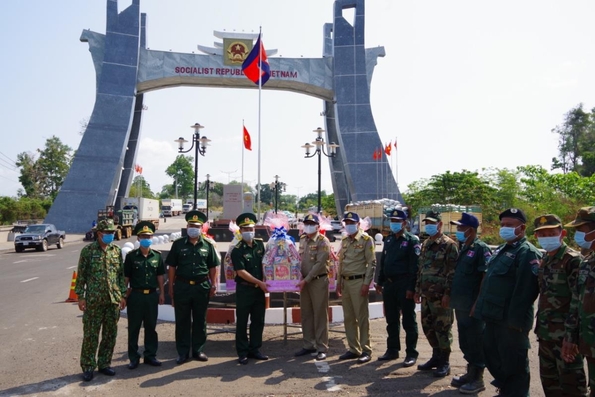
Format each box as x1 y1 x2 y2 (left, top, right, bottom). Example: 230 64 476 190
450 238 492 312
75 241 126 304
232 238 265 282
124 248 165 289
474 237 542 332
415 234 459 298
298 232 331 282
565 251 595 357
378 231 421 291
338 230 376 285
167 236 220 279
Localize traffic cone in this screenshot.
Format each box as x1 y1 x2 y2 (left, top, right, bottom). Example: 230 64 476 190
65 271 78 302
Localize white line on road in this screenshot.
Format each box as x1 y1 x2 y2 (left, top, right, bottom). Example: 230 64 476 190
315 362 342 392
13 260 27 264
21 277 39 283
66 266 76 269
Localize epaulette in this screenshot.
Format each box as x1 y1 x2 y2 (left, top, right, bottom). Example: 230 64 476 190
300 234 307 240
235 240 243 248
254 237 263 241
202 236 217 247
362 233 371 240
565 248 581 258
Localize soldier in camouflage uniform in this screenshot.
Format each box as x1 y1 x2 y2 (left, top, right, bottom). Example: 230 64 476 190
75 219 127 382
533 214 587 396
473 208 542 397
563 207 595 396
414 210 459 377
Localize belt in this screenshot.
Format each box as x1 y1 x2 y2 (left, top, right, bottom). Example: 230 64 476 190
238 281 259 288
312 274 328 280
176 276 209 285
132 288 156 294
342 274 365 281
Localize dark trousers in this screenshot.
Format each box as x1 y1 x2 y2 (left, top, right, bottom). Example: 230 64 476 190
173 282 210 357
235 284 266 357
383 279 418 358
455 309 485 368
484 321 530 397
127 291 159 361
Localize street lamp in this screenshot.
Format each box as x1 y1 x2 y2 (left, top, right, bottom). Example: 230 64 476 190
301 127 339 214
175 123 211 211
199 174 212 219
270 175 286 214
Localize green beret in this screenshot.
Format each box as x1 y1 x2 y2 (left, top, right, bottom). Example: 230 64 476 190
186 210 207 225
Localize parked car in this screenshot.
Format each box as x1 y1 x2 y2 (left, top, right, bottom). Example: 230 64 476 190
14 223 66 252
331 220 343 232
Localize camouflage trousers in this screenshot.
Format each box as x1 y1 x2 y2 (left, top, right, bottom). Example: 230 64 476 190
587 356 595 397
80 302 120 371
538 339 587 396
420 297 453 351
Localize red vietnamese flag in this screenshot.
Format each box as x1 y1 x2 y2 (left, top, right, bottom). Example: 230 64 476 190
385 142 392 156
394 138 398 149
243 126 252 151
372 148 378 160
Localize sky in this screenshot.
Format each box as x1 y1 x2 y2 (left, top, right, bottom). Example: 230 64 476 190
1 0 595 203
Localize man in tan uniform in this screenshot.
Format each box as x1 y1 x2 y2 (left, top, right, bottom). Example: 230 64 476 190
337 211 376 364
295 214 331 361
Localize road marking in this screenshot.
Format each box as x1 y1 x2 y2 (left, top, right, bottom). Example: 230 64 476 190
14 260 27 264
21 277 39 283
315 362 342 392
66 265 76 269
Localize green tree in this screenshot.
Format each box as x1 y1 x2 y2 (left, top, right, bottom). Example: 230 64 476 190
128 176 155 198
165 155 194 200
551 104 595 176
15 152 41 198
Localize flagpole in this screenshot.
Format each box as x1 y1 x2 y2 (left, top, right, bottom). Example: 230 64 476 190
256 27 263 223
242 119 245 206
395 137 398 200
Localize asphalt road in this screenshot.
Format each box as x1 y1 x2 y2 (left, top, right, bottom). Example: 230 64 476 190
0 216 547 396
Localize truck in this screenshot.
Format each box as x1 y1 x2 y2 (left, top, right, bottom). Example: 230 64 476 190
14 223 66 252
344 200 407 237
121 197 160 231
96 206 135 241
416 205 483 237
182 203 192 213
161 198 183 217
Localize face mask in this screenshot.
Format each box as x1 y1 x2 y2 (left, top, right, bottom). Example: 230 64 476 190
186 227 200 238
345 224 358 235
304 225 318 234
242 231 255 241
425 224 438 236
390 222 402 233
101 233 114 244
499 226 519 241
455 231 467 242
139 239 152 248
537 236 561 252
574 230 595 250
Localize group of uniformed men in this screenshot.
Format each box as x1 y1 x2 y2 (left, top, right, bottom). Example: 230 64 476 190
74 205 595 396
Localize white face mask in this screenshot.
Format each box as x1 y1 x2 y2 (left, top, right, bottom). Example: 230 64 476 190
304 225 318 234
186 227 200 238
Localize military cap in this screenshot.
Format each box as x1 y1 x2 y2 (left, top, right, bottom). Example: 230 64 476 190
236 212 257 227
564 206 595 228
96 219 116 232
450 212 479 228
423 210 441 222
342 212 360 222
533 214 562 231
186 210 207 225
303 214 319 224
389 209 407 220
499 208 527 224
134 220 155 235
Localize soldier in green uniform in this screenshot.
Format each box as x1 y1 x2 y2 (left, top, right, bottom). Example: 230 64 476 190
294 214 331 361
167 210 219 365
563 206 595 395
375 209 420 367
337 212 376 364
414 210 459 377
449 213 491 394
75 219 126 382
473 208 542 397
532 214 587 396
124 221 165 369
231 212 270 365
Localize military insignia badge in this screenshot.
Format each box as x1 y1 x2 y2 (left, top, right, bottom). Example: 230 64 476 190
223 38 252 66
466 251 475 257
511 208 518 213
539 216 547 225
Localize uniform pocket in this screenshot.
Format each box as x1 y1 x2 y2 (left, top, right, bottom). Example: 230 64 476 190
482 293 506 321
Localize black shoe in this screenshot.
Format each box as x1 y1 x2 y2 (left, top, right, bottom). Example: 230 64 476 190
248 352 269 360
98 367 115 376
316 352 327 361
82 370 94 382
238 356 248 365
339 351 360 360
377 350 399 361
357 352 371 364
144 358 162 367
294 348 317 357
176 354 189 365
128 359 140 370
403 356 417 367
417 356 440 370
192 352 208 362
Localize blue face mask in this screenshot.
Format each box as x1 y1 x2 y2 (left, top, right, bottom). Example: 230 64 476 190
186 227 201 238
455 231 467 242
499 226 519 241
242 231 255 242
574 230 595 250
390 222 403 233
345 224 358 235
425 224 438 236
139 239 152 248
101 233 114 244
537 236 561 252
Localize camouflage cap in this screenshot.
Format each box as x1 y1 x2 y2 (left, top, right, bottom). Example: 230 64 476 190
303 214 319 224
564 206 595 228
236 212 257 227
134 220 155 235
186 210 207 225
533 214 562 231
96 219 116 232
342 212 360 222
423 210 441 222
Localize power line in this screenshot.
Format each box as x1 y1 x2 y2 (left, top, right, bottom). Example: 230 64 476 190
0 151 16 167
0 173 19 184
0 157 16 170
